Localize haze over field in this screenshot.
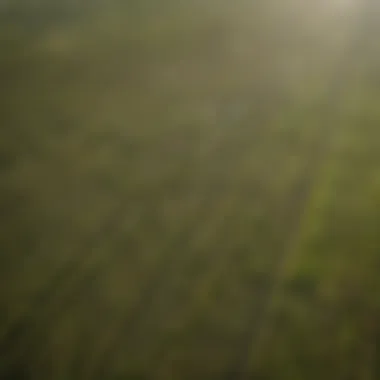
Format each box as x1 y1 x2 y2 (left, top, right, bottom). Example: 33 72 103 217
1 1 380 379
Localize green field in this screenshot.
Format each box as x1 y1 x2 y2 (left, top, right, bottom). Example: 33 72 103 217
1 1 380 379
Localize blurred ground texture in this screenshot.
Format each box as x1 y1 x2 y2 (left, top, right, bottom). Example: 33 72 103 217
1 1 380 379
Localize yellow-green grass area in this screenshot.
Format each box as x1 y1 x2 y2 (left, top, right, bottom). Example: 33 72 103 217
254 81 380 380
0 2 376 380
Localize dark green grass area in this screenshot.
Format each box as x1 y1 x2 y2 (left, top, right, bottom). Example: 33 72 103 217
1 1 380 379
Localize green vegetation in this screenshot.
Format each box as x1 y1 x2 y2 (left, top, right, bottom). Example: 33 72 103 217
1 1 380 379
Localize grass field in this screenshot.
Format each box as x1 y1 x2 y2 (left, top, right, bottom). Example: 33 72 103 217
1 1 380 379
